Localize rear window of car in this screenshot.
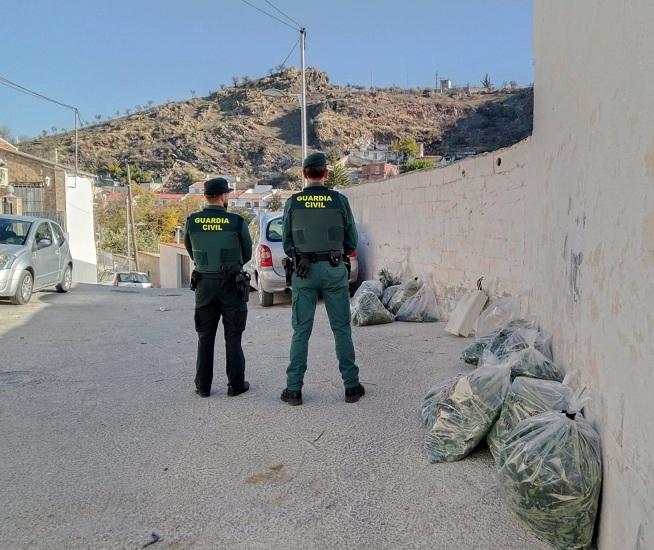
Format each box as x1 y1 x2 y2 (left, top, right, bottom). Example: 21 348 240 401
117 273 150 283
266 218 283 242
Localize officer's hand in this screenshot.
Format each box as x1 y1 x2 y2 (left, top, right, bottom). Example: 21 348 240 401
296 257 311 278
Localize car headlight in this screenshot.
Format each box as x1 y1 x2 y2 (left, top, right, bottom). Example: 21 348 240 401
0 254 17 270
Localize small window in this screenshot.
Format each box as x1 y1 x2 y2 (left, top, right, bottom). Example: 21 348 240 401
52 223 66 245
266 218 283 242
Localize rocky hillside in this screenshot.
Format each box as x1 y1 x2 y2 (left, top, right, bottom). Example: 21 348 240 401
21 69 533 191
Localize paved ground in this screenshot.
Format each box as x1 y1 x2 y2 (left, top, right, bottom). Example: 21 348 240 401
0 285 548 550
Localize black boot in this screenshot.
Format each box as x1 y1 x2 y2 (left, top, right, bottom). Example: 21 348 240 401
281 388 303 406
345 383 365 403
228 381 250 397
195 388 210 398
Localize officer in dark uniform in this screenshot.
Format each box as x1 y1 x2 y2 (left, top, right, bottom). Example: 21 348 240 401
280 152 365 406
184 177 253 398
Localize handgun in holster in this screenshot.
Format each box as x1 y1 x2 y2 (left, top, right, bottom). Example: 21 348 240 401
235 270 251 303
282 256 294 287
190 269 200 291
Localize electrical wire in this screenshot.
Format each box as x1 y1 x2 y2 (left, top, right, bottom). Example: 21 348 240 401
239 0 299 31
0 75 78 113
279 38 299 68
263 0 303 29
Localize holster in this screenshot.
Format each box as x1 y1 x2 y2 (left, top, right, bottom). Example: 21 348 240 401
282 256 294 287
235 270 251 303
190 269 200 291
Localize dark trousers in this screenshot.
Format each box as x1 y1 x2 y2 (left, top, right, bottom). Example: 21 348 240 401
194 278 248 392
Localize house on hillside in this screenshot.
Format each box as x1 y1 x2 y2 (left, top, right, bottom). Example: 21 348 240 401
0 140 98 283
188 175 241 195
155 193 186 205
348 142 403 167
359 162 399 183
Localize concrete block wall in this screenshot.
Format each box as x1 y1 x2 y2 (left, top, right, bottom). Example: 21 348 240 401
344 140 530 315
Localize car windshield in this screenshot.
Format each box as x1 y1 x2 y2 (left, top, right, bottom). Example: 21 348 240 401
266 218 283 242
117 273 149 283
0 219 31 245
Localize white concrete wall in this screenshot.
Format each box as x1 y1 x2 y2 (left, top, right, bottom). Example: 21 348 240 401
64 174 97 283
159 244 191 288
345 141 530 315
345 3 654 547
528 2 654 548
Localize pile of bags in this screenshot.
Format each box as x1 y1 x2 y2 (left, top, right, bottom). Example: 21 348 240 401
351 266 439 326
420 298 602 550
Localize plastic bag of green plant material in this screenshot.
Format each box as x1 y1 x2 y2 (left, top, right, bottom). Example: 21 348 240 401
487 376 576 463
424 362 511 463
378 265 403 288
381 284 401 308
460 319 534 366
351 289 395 326
474 296 522 337
420 375 462 427
354 280 384 299
386 277 422 315
498 410 602 550
396 278 440 322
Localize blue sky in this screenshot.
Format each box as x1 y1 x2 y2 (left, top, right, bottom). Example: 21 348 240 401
1 0 533 138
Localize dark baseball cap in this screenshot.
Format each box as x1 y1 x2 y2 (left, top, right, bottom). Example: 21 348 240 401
302 152 328 169
204 177 231 196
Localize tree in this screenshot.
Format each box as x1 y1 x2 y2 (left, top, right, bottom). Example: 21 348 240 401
190 89 196 97
41 130 48 137
402 158 436 173
481 73 492 90
135 105 142 111
326 155 352 188
231 76 239 86
219 84 226 90
125 108 132 116
392 136 420 159
115 110 121 117
95 114 102 122
0 125 13 142
267 193 283 211
147 100 154 107
51 126 58 134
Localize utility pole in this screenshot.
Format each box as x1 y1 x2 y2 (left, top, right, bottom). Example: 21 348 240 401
126 164 140 271
435 70 440 92
300 27 308 187
125 196 131 270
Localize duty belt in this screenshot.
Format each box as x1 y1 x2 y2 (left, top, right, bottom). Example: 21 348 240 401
299 252 343 262
196 271 234 279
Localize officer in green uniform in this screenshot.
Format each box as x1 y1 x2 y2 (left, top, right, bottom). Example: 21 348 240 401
184 177 253 398
280 152 365 406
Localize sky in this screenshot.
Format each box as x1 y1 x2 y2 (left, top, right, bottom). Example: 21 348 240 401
0 0 533 139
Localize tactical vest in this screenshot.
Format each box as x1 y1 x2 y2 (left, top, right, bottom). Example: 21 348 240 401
288 187 345 254
186 208 243 272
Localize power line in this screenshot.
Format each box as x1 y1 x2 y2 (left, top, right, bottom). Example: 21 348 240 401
239 0 299 31
263 0 303 29
279 38 299 68
0 75 78 113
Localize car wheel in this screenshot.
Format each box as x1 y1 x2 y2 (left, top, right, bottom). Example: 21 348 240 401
56 265 72 293
11 271 33 305
258 286 274 307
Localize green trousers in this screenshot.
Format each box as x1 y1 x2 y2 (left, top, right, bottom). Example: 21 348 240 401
287 261 360 391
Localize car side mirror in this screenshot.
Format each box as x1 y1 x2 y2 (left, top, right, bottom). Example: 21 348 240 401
37 238 52 250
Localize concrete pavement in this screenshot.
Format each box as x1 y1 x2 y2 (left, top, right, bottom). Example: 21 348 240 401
0 285 548 549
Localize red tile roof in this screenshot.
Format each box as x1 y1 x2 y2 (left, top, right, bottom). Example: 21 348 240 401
156 193 186 200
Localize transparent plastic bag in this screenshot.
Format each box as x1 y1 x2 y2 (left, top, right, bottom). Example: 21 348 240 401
424 363 511 463
396 278 439 322
351 290 395 326
378 248 409 288
498 410 602 550
420 375 461 427
354 280 384 300
386 277 422 315
381 284 401 308
487 376 575 463
475 296 522 337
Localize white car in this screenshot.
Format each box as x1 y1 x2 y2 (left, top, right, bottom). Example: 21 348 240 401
112 271 152 288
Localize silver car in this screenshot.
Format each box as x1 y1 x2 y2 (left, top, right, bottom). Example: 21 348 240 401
245 212 359 307
0 215 73 305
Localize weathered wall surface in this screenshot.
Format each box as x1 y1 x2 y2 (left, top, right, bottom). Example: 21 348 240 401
346 3 654 547
345 140 530 314
528 2 654 548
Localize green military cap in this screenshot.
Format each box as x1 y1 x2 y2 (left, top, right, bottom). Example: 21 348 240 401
303 152 328 169
204 177 231 196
